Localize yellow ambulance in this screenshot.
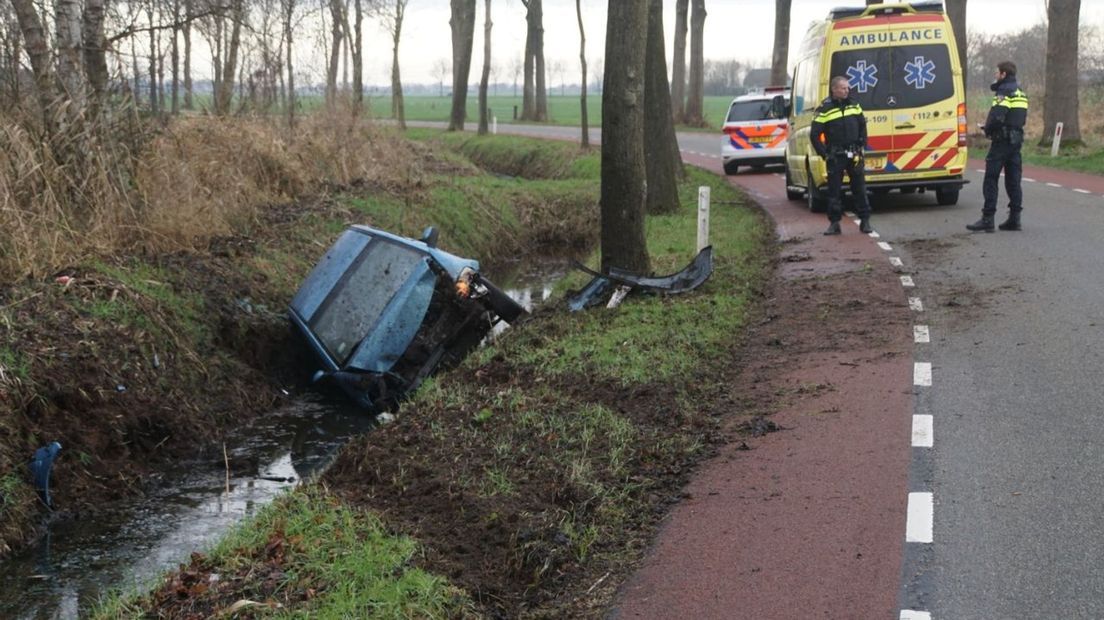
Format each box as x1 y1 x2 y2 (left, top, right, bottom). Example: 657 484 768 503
784 1 968 211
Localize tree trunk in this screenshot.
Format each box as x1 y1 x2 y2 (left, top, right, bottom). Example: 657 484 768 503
184 0 193 109
521 0 534 120
478 0 492 135
352 0 363 114
601 0 649 274
447 0 476 131
770 0 791 87
326 0 344 108
576 0 588 147
670 0 688 123
11 0 56 126
82 0 108 112
531 0 546 121
685 0 706 126
215 0 244 114
390 0 406 129
171 0 180 114
645 0 682 214
284 0 296 126
55 0 83 104
945 0 967 93
1042 0 1081 145
148 3 159 116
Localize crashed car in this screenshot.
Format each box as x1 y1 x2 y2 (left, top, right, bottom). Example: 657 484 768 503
289 225 525 410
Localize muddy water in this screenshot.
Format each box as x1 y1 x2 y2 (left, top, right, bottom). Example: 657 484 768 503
0 260 568 619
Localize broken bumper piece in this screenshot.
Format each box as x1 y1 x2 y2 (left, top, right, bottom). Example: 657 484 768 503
567 245 714 311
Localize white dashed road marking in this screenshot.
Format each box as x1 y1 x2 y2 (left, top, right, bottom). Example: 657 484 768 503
1046 182 1062 188
914 362 932 386
1074 188 1091 194
889 257 903 268
900 275 915 287
909 297 924 311
906 492 934 543
912 415 933 448
900 610 933 620
914 325 930 343
878 241 893 251
1023 177 1036 182
868 231 881 238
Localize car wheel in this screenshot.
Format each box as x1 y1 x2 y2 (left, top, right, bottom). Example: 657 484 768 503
723 160 740 175
785 167 803 201
805 164 827 213
936 187 959 206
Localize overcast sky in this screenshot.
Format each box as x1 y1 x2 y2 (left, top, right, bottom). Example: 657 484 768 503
337 0 1097 86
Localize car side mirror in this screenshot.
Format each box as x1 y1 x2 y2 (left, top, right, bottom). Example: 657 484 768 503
420 226 439 248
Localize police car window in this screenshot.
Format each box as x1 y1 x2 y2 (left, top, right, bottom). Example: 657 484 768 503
726 100 776 122
831 45 953 111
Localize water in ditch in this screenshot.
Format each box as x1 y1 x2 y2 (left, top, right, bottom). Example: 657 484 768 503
0 258 573 619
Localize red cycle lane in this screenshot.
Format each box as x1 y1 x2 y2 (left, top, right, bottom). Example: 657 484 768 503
611 157 914 619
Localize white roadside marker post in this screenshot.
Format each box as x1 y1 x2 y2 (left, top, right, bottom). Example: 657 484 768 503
697 186 711 253
1051 121 1063 157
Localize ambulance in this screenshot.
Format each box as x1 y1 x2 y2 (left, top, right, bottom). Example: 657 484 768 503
721 86 791 175
784 1 968 211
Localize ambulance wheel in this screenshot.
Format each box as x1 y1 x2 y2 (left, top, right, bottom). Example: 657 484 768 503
723 161 740 176
806 164 827 213
936 187 959 206
785 168 803 201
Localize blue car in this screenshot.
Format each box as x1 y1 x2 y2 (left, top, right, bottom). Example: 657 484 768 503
289 225 525 410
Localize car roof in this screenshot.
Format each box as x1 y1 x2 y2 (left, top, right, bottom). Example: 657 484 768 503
728 87 791 105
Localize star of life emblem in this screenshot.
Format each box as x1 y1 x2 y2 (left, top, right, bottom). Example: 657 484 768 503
904 56 937 89
847 60 879 93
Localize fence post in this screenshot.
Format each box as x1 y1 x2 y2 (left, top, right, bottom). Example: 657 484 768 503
492 115 497 134
697 186 711 254
1051 122 1064 157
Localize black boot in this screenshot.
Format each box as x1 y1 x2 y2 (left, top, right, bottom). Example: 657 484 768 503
966 214 995 233
823 221 841 236
998 211 1022 231
859 217 872 234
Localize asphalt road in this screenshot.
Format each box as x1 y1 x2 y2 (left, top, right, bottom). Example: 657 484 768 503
473 119 1104 617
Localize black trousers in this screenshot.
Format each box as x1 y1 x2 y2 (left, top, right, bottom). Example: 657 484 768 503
982 140 1023 215
826 152 870 222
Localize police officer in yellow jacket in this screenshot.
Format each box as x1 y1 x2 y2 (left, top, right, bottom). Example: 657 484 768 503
967 61 1029 232
811 76 871 236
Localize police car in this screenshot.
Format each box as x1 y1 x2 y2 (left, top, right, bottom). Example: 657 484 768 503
721 86 791 175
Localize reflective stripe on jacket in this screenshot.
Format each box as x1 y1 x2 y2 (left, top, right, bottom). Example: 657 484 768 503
984 78 1028 138
810 97 867 158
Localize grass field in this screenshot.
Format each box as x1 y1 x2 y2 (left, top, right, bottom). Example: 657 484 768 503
365 94 734 131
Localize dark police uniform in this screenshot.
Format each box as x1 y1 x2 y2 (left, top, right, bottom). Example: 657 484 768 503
811 95 871 233
979 75 1029 229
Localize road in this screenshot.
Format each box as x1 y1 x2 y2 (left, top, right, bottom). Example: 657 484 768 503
477 119 1104 618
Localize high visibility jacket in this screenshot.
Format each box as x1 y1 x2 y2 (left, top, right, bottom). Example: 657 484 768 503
810 97 867 158
983 76 1028 140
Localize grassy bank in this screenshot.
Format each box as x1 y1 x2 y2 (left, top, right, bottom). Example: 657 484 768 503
97 132 772 618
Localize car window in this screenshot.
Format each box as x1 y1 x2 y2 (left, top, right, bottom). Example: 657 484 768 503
831 44 953 110
726 100 780 122
310 238 425 365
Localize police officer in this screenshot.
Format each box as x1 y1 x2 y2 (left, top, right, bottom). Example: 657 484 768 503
811 76 872 236
967 61 1029 232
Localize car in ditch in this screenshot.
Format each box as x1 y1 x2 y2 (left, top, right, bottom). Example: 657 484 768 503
288 225 525 411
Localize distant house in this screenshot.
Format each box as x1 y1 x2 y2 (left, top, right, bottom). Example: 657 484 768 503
743 68 790 89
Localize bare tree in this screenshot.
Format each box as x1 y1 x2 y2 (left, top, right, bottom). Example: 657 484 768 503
601 0 649 274
83 0 108 112
184 0 193 108
11 0 57 126
352 0 364 114
478 0 492 135
576 0 588 147
644 0 682 215
283 0 297 125
509 56 522 97
946 0 967 92
670 0 687 122
770 0 790 87
214 0 246 115
684 0 705 125
432 57 449 96
371 0 409 127
56 0 83 104
326 0 346 107
448 0 476 130
1042 0 1082 145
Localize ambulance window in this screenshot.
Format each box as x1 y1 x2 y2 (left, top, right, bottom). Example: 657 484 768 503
891 45 953 108
830 48 894 110
726 100 774 122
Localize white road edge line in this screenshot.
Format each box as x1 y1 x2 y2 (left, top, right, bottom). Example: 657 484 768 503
914 362 932 386
906 492 934 543
1023 177 1036 182
889 256 904 268
900 275 915 287
878 241 893 251
868 231 881 238
1046 182 1062 188
912 415 934 448
909 297 924 312
1074 188 1091 194
900 611 932 620
914 325 930 343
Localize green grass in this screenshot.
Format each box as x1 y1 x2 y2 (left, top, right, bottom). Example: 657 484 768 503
1020 143 1104 175
370 95 733 131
